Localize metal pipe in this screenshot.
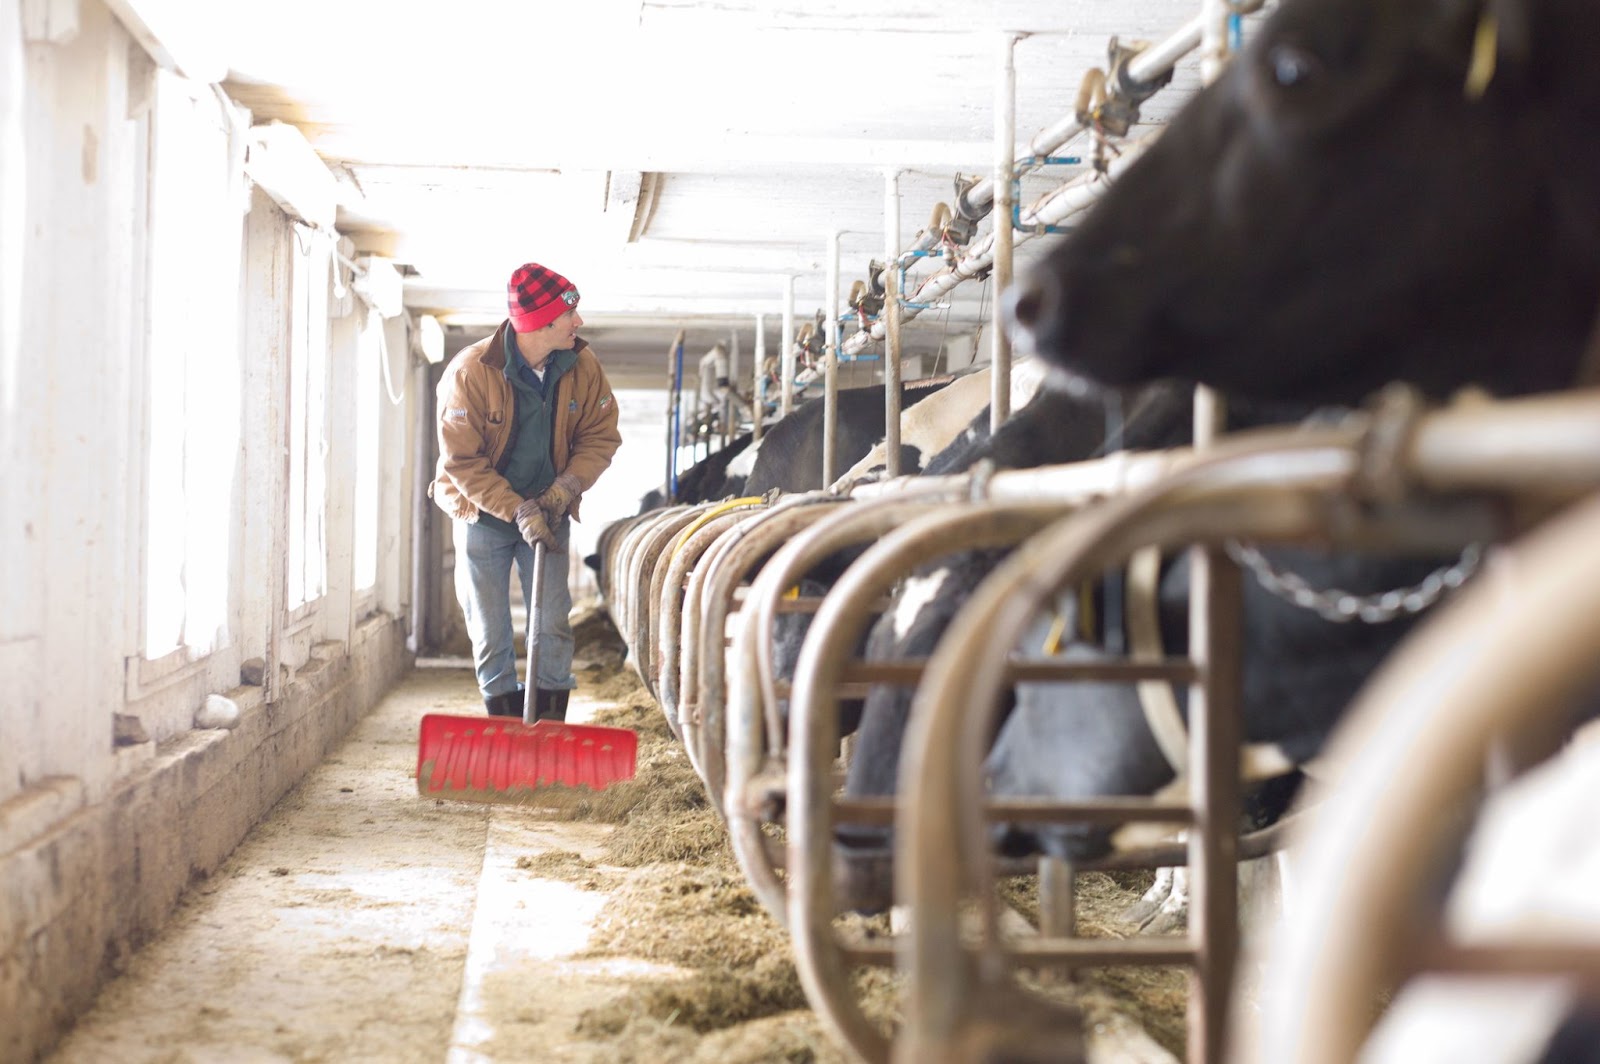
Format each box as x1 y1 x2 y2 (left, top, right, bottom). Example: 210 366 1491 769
883 273 905 480
842 135 1154 357
612 508 679 659
615 507 689 683
959 4 1264 219
992 33 1022 431
781 275 797 419
660 509 753 782
632 507 705 711
839 389 1600 507
596 511 654 634
1201 0 1234 85
1259 493 1600 1064
1188 13 1238 1059
408 357 433 653
894 446 1359 1062
1186 513 1242 1064
1405 389 1600 493
850 3 1271 357
726 327 740 449
705 499 845 851
722 497 856 922
666 330 685 503
680 510 770 807
883 169 904 478
753 312 766 444
786 501 1072 1064
824 229 842 486
645 502 718 706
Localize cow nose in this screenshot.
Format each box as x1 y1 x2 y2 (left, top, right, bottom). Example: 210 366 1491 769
1007 273 1055 333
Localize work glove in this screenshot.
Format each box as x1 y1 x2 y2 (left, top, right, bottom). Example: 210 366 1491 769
514 497 558 550
536 473 582 524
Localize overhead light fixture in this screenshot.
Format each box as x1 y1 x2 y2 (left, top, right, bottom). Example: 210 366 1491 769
414 314 445 365
352 255 404 319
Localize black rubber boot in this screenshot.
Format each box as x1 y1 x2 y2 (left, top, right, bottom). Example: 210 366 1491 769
534 688 570 722
485 686 525 717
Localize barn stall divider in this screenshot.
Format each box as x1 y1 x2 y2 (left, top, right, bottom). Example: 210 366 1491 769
595 384 1600 1063
610 430 1259 1061
888 387 1600 1062
1253 412 1600 1064
655 498 768 781
691 495 853 840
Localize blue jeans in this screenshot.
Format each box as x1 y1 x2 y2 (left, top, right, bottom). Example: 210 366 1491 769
452 517 574 697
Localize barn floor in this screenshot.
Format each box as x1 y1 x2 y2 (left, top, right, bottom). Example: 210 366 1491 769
43 607 1183 1064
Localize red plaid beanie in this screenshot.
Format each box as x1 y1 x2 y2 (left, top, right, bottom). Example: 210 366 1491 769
507 263 580 332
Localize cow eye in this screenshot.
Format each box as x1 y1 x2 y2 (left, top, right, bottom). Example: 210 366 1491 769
1267 43 1320 88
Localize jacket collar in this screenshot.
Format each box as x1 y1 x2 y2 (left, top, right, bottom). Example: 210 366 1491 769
485 320 588 370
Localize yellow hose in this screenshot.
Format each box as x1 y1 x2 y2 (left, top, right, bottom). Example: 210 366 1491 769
669 496 766 562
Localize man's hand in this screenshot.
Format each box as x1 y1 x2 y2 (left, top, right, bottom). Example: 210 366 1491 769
536 473 582 523
514 497 558 550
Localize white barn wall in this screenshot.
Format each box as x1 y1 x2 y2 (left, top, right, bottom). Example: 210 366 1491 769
0 0 41 816
378 313 414 622
0 5 421 1060
8 0 142 808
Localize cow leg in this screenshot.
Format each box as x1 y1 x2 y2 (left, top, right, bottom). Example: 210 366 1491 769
1123 865 1176 926
1137 866 1190 935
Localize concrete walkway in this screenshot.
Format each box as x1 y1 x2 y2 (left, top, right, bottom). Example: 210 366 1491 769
44 666 673 1064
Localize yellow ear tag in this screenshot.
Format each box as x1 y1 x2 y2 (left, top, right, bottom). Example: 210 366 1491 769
1465 12 1498 100
783 585 800 600
1039 613 1064 656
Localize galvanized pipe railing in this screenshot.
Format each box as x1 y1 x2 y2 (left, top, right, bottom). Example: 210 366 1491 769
889 394 1600 1062
719 497 858 922
630 507 711 711
1259 490 1600 1064
787 501 1074 1064
614 507 688 642
668 497 776 779
613 507 690 688
723 494 952 924
658 507 762 785
695 498 845 819
895 441 1365 1063
642 504 723 706
676 515 758 784
841 0 1276 359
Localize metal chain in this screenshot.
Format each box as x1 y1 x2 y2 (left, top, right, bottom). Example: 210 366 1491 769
1223 541 1484 624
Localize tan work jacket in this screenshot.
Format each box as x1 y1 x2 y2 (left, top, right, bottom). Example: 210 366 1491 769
430 326 622 524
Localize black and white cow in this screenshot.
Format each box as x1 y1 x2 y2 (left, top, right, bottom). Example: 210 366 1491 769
742 378 952 497
985 0 1600 863
833 382 1447 908
636 430 757 514
834 0 1600 1005
843 0 1600 908
830 360 1048 489
1009 0 1600 404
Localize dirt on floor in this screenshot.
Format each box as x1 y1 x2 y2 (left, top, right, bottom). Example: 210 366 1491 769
45 604 1185 1064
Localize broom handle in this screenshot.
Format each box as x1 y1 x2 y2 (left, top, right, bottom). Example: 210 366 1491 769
522 539 547 725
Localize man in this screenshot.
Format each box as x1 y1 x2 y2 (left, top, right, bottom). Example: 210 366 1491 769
430 263 622 721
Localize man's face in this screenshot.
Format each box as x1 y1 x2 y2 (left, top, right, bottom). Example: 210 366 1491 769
546 307 582 348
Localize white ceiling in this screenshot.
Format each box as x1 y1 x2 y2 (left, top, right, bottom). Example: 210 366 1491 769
216 0 1213 387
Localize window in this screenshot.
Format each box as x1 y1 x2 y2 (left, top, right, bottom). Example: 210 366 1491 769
286 227 330 611
142 71 242 659
353 308 381 593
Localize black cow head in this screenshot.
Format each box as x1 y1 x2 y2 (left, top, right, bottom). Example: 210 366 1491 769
1010 0 1600 405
